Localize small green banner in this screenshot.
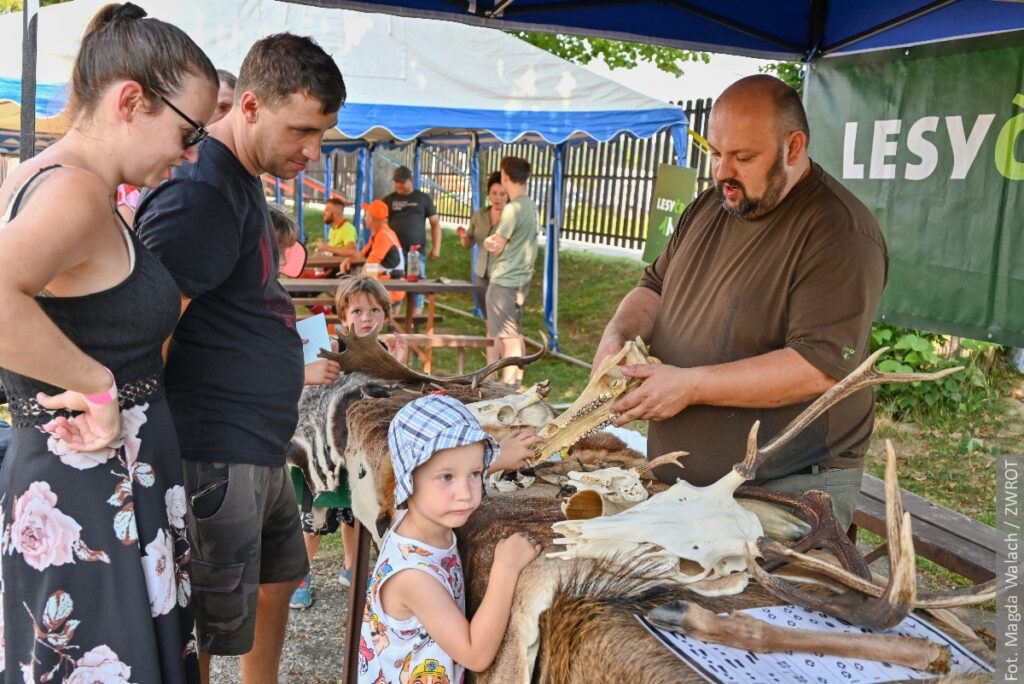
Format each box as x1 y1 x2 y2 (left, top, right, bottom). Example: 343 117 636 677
643 164 697 263
805 31 1024 346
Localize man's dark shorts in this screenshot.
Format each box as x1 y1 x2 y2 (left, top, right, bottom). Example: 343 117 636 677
486 282 528 338
183 461 309 656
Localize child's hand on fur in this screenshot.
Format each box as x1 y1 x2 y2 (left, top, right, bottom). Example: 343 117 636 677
493 533 542 575
489 430 544 473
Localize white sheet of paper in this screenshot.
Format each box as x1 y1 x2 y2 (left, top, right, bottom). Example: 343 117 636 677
637 604 992 683
296 314 332 366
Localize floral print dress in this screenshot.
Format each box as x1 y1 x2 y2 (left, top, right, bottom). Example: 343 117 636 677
0 166 198 683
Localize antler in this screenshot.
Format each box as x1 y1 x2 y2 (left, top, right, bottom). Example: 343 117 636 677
746 441 921 630
318 324 546 387
734 347 962 481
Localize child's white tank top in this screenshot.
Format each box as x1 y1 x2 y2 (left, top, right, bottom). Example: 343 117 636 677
358 512 465 684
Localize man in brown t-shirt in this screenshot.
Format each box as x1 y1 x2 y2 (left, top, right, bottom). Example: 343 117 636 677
594 75 888 529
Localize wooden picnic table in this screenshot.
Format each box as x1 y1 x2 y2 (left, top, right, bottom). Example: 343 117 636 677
280 277 486 372
304 253 345 268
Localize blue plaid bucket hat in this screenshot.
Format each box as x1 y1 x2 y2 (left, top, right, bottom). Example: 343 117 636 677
388 394 498 508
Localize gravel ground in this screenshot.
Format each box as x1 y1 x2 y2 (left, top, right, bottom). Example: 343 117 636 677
209 540 349 684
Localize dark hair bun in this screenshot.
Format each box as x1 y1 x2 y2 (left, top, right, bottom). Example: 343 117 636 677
86 3 147 35
111 3 147 21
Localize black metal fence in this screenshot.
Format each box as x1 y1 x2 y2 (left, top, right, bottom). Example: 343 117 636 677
278 97 715 250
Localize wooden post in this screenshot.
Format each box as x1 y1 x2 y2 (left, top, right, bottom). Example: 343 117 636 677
341 522 371 684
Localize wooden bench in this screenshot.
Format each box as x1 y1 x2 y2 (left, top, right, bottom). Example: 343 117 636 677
296 312 444 330
379 334 494 373
849 473 997 583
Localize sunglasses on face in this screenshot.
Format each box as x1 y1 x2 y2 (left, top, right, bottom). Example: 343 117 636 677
159 95 208 148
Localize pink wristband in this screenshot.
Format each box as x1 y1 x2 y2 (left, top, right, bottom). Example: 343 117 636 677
83 367 117 406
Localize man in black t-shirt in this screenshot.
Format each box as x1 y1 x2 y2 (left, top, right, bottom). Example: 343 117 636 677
382 165 440 313
137 34 345 683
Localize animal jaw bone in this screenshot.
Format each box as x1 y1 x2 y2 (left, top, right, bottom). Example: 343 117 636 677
320 323 546 388
749 440 997 629
550 348 962 598
533 339 657 465
646 601 951 674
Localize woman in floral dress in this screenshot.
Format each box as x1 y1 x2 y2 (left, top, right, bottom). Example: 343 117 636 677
0 4 218 681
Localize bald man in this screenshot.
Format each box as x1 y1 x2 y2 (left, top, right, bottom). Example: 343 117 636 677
594 75 888 529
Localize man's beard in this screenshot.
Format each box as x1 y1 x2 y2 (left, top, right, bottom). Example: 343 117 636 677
716 147 788 220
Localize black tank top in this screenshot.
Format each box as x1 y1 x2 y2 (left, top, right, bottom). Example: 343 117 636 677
0 165 180 426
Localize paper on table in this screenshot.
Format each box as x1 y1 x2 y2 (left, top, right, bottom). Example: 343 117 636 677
637 604 993 683
296 314 332 365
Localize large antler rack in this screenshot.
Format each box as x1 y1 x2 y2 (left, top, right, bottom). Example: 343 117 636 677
318 324 546 388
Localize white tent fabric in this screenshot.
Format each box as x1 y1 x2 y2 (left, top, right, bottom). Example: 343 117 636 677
0 0 686 146
0 0 689 348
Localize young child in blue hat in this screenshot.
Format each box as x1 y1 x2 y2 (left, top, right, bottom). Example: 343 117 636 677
358 394 542 683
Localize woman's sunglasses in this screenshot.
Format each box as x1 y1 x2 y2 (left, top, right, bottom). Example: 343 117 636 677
159 95 209 148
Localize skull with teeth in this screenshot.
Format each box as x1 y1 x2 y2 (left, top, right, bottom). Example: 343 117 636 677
533 338 658 464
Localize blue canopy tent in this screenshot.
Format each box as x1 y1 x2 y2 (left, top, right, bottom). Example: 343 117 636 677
1 0 690 350
286 0 1024 60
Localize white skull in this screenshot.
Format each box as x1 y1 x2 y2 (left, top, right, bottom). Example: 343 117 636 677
550 470 763 597
467 382 556 436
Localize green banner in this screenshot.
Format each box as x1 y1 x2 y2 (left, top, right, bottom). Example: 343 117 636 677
643 164 697 263
805 31 1024 346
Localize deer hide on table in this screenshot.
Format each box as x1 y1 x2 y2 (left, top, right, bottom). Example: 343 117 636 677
343 384 522 540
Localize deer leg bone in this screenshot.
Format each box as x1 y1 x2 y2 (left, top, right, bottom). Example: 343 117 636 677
646 601 951 674
747 441 918 630
736 486 872 580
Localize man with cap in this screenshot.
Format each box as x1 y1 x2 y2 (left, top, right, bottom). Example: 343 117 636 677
383 166 441 314
341 199 406 304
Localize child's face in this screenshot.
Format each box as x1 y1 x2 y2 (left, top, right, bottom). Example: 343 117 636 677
408 442 485 531
343 292 387 337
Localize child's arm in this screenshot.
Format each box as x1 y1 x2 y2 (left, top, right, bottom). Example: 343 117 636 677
383 533 541 672
384 334 409 365
488 430 544 473
304 358 340 386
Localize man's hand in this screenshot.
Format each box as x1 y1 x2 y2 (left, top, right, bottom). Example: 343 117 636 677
483 233 508 255
340 257 353 273
610 364 700 426
428 245 441 261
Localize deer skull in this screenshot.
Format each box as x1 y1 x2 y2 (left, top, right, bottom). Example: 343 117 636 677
467 382 556 437
550 349 963 599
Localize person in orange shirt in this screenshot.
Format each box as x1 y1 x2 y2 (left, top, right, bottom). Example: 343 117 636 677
341 199 405 304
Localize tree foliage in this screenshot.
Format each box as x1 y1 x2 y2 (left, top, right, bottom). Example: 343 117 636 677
759 61 805 95
1 0 69 13
513 32 709 77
